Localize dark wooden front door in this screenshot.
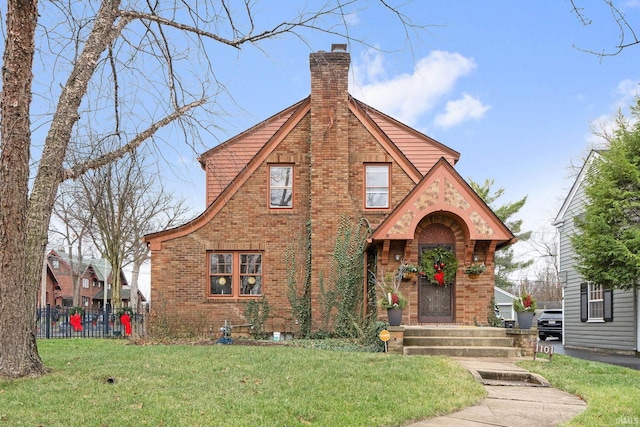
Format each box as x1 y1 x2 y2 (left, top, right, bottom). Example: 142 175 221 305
418 244 455 323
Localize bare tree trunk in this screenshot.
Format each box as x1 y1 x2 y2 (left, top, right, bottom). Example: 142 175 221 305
0 0 47 379
130 259 142 311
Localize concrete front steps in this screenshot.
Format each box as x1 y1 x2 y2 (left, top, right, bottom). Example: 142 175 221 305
403 326 522 357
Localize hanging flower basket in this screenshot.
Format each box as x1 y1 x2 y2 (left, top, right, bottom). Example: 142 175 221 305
463 264 486 279
420 247 458 286
402 272 416 281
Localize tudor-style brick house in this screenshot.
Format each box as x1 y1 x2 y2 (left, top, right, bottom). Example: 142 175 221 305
144 45 515 334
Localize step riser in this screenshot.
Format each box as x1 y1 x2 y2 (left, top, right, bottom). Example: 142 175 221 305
404 347 521 357
404 337 514 347
403 327 507 338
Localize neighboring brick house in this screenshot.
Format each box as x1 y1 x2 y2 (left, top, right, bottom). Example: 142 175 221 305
40 249 143 311
144 45 515 334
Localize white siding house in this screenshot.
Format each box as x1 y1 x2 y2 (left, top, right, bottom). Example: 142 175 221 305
554 150 639 354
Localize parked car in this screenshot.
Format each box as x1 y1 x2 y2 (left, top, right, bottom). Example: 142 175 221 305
538 309 562 341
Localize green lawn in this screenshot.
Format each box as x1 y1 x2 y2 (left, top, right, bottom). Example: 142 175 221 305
519 354 640 427
0 340 485 426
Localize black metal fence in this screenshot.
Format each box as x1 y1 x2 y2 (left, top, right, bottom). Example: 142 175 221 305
36 305 145 339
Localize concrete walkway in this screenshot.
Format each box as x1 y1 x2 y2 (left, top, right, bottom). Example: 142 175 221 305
408 357 587 427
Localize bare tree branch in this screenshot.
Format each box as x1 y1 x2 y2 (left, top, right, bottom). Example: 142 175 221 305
63 98 205 180
570 0 640 58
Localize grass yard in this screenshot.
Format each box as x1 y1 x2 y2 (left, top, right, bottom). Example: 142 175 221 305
519 355 640 427
0 340 485 426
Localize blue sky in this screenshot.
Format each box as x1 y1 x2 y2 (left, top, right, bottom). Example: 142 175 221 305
161 1 640 285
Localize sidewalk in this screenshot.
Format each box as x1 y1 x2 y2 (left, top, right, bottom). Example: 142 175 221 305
408 357 587 427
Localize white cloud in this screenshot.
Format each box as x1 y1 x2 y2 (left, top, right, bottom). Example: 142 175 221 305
615 79 640 108
586 79 640 147
344 11 360 26
350 49 487 127
434 93 491 128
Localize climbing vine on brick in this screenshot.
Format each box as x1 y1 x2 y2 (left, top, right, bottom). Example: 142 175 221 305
285 219 312 338
328 214 372 338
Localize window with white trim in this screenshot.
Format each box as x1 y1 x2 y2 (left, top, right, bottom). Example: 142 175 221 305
209 252 262 297
365 164 389 208
83 278 90 289
588 283 604 319
269 165 293 208
580 282 613 322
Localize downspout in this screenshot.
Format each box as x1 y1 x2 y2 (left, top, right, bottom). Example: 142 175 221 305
633 285 640 354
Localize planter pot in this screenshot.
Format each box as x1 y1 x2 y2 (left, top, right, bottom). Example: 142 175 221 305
467 273 480 280
387 308 403 326
516 311 535 329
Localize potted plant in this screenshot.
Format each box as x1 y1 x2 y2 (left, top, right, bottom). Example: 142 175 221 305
420 247 458 286
377 270 407 326
463 263 486 278
513 293 537 329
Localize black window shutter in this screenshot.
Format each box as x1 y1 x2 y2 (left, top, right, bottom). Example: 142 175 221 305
580 283 588 322
604 288 613 322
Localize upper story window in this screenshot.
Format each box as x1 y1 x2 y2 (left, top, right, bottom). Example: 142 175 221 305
52 259 59 269
209 252 262 297
269 165 293 208
82 278 90 289
365 164 389 209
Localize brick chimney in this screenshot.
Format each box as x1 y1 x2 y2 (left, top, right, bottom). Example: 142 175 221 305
308 43 351 190
308 45 354 324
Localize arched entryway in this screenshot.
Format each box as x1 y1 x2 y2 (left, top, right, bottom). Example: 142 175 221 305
417 223 457 323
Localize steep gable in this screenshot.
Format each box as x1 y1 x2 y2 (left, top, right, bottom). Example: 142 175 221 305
199 100 307 206
370 157 515 245
553 149 603 226
197 98 461 211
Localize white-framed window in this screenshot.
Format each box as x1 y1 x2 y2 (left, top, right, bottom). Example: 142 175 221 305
209 252 262 297
580 282 613 322
82 296 89 307
269 165 293 208
82 278 90 289
588 283 604 320
52 259 59 269
365 164 389 208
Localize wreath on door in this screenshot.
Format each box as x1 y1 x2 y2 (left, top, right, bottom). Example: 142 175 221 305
420 247 458 286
